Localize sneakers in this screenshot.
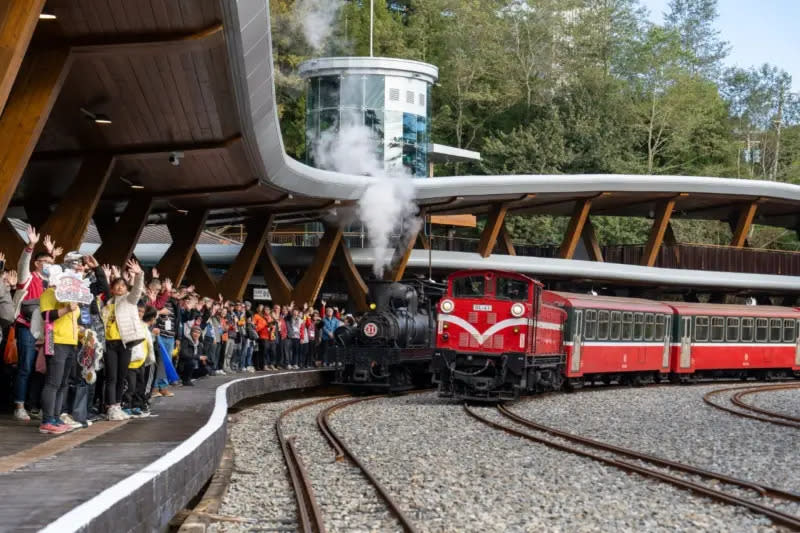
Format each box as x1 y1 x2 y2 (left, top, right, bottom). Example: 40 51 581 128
217 370 226 376
159 389 174 397
150 390 162 398
123 407 149 418
60 413 83 430
107 405 128 421
39 421 70 435
13 407 30 421
52 418 74 432
182 380 195 387
28 409 43 420
247 366 255 373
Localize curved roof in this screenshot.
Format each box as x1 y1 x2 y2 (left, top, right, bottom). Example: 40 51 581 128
546 292 674 313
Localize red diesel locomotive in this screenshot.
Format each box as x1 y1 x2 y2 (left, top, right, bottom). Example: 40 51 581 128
431 269 800 401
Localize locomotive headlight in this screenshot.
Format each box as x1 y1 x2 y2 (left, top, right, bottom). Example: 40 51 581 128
369 302 376 310
511 303 525 317
440 299 455 313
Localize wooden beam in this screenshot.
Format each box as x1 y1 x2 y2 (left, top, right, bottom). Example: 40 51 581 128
386 226 422 282
477 204 508 258
0 217 24 263
185 251 218 298
156 210 209 286
217 216 271 300
498 224 516 256
0 47 71 218
292 225 342 307
38 155 115 254
31 135 241 161
23 200 51 228
418 231 430 250
641 199 676 267
93 194 154 266
730 201 758 248
260 244 293 305
664 221 680 265
581 217 603 262
559 199 593 259
68 23 223 57
0 0 45 115
336 241 368 313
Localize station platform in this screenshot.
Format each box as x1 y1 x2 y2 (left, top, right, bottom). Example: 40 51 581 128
0 370 329 533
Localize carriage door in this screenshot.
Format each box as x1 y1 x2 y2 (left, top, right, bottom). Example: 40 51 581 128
662 315 672 370
795 319 800 367
571 310 583 373
680 316 692 369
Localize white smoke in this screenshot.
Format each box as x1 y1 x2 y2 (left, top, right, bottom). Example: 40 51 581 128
294 0 344 51
312 120 420 278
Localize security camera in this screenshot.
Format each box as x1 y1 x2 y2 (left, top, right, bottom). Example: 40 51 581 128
169 151 184 166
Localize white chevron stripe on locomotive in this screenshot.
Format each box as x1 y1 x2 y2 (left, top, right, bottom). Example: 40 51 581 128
438 315 528 346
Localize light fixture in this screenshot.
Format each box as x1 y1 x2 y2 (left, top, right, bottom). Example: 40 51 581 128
169 151 184 166
79 107 111 125
510 303 525 317
119 175 144 190
39 12 56 20
168 202 189 215
440 299 454 313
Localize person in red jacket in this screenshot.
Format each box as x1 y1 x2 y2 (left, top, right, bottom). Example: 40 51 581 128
252 305 268 370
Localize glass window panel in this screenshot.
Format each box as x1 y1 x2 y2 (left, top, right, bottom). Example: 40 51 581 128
339 108 363 129
770 318 782 342
610 311 621 340
694 316 709 342
710 317 724 342
622 312 633 340
633 313 644 340
644 314 655 341
365 75 385 109
584 310 597 340
495 277 529 301
340 75 364 109
655 315 666 339
741 318 754 342
403 113 418 144
755 318 768 342
319 76 340 109
453 276 484 298
597 310 609 340
784 319 796 343
306 78 319 111
319 109 338 134
726 317 739 342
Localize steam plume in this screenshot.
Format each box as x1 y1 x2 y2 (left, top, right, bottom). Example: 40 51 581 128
294 0 344 51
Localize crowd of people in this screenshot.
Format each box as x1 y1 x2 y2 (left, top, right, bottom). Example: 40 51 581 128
0 225 350 436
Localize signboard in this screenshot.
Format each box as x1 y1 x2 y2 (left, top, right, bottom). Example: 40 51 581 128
252 288 272 301
55 273 93 304
363 322 378 337
473 304 492 311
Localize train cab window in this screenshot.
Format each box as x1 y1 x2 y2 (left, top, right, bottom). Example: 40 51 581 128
655 315 666 339
622 312 633 340
710 317 724 342
584 310 597 340
453 276 485 298
644 314 655 341
755 318 768 342
726 317 740 342
770 319 782 342
610 311 622 340
694 316 709 342
784 319 797 343
633 313 644 340
741 318 754 342
597 310 610 340
495 277 529 301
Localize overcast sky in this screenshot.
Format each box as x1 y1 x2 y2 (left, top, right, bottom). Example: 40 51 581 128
640 0 800 90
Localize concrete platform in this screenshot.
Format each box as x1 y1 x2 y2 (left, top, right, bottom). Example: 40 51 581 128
0 370 330 532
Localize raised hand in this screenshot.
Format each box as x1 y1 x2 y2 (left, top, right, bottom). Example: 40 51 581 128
102 264 112 280
110 265 121 280
52 246 63 259
163 278 173 292
84 255 99 269
126 258 142 275
25 225 40 246
43 235 55 254
5 270 17 287
151 267 159 279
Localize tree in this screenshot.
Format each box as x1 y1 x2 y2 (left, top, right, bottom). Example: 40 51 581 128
663 0 729 78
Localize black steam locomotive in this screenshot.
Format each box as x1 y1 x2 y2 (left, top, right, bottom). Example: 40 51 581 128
332 280 444 392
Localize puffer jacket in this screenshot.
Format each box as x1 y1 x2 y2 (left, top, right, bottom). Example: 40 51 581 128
105 272 145 345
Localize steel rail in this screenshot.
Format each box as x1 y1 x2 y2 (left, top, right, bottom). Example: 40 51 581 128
730 383 800 424
464 404 800 531
319 397 420 533
704 384 800 429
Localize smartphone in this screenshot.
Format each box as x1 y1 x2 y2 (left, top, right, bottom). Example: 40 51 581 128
0 260 6 272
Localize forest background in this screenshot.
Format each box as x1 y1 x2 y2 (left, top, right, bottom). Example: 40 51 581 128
270 0 800 250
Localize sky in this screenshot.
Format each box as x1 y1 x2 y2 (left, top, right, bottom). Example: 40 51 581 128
640 0 800 90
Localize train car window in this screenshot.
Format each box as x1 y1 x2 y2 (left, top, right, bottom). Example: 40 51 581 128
655 315 666 339
610 311 622 340
597 310 610 340
633 313 644 340
710 317 724 342
783 319 796 342
644 314 655 341
622 312 633 340
770 318 782 342
453 276 485 298
495 277 529 301
755 318 768 342
741 318 754 342
584 310 597 340
694 316 709 342
726 317 739 342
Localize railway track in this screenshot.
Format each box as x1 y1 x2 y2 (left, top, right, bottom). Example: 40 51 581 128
276 395 418 533
465 403 800 530
703 383 800 429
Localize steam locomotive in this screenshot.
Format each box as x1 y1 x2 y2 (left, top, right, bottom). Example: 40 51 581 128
332 280 444 392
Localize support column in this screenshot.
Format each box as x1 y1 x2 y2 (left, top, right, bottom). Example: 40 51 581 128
260 243 293 305
559 198 593 259
0 0 46 115
498 224 516 256
92 193 154 265
0 48 71 218
386 221 423 282
477 204 508 258
730 201 758 248
641 199 676 267
156 210 209 286
292 225 342 307
663 222 680 266
0 217 24 263
581 217 603 262
185 251 218 298
217 216 271 300
336 241 368 312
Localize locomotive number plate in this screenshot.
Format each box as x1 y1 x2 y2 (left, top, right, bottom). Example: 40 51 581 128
473 304 493 311
363 322 378 337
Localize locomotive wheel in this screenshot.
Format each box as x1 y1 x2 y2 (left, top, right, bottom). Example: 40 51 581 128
601 375 612 386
